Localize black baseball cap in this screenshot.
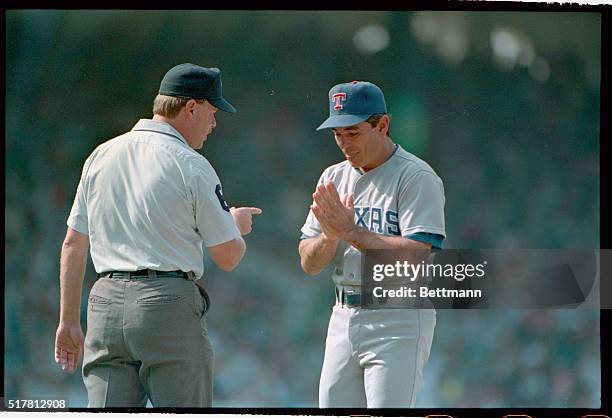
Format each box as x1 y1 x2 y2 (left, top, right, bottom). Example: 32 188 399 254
158 63 237 113
317 81 387 130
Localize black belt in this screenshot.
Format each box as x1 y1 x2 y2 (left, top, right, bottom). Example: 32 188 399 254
336 286 429 309
335 287 374 308
96 269 211 314
341 293 362 307
97 269 188 279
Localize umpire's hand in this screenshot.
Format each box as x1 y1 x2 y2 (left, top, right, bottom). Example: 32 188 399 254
55 322 84 373
230 207 263 235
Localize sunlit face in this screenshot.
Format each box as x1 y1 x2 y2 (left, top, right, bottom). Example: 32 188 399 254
192 100 218 149
332 121 382 171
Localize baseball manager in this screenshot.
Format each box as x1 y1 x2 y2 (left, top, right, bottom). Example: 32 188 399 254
54 63 261 407
299 81 446 408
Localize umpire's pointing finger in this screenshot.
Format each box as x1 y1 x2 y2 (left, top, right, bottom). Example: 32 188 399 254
248 207 263 215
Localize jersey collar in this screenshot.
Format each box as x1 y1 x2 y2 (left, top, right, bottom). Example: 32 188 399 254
354 143 400 175
131 119 189 146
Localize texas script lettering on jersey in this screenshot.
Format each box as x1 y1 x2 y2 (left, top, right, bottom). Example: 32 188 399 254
354 206 400 236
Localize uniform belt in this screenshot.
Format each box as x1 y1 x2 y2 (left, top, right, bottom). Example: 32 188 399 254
335 286 372 308
97 269 190 279
335 285 426 308
342 293 362 307
96 269 210 314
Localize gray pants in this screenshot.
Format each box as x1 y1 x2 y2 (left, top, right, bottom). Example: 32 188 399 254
82 274 213 407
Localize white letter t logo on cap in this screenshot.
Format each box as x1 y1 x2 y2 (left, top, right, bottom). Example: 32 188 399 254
332 93 347 110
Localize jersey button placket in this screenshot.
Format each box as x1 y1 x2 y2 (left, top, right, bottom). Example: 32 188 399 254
345 179 364 286
352 177 366 229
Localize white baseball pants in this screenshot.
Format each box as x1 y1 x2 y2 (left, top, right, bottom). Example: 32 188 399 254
318 305 436 408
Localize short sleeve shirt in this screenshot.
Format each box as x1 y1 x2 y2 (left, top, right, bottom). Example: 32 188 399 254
300 144 446 286
67 119 241 279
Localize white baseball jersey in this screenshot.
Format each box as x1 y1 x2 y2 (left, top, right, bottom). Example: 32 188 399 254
300 143 446 286
67 119 241 279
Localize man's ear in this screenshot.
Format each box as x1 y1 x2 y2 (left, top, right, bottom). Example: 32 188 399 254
184 99 198 118
378 115 390 134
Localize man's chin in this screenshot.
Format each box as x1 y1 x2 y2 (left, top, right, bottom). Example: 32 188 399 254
197 136 209 149
345 158 362 169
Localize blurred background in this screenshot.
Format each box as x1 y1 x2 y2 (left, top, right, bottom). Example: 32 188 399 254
5 10 601 408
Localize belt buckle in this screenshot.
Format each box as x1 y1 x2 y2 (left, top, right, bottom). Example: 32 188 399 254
344 291 361 308
109 271 128 280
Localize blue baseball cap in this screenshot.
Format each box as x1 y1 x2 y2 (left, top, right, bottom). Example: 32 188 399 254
159 63 236 113
316 81 387 130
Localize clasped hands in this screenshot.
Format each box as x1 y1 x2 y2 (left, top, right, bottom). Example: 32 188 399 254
311 182 358 242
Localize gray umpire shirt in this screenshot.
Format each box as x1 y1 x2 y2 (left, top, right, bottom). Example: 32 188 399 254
300 144 446 286
67 119 241 279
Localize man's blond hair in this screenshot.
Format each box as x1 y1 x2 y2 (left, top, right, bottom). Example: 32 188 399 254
152 95 205 118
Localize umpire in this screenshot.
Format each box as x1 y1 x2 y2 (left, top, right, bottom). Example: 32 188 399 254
54 63 261 407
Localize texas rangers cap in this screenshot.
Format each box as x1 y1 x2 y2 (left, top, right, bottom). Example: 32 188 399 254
158 63 237 113
316 81 387 130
